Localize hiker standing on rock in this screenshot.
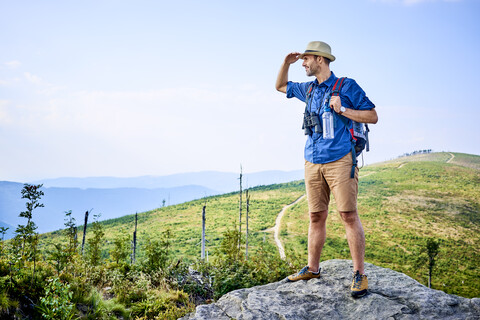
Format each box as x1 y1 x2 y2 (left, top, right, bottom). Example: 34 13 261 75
275 41 378 298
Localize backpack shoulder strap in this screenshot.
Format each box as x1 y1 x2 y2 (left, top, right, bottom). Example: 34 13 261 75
331 77 346 97
306 83 314 102
333 77 353 134
332 77 357 178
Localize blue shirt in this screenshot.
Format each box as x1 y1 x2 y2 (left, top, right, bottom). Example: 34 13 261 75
286 72 375 164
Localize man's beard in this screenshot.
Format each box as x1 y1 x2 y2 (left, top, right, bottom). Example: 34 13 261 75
305 63 318 77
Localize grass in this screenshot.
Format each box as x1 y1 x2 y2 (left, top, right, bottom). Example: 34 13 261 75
40 181 306 263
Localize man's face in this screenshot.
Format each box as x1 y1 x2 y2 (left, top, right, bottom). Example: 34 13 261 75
302 55 320 77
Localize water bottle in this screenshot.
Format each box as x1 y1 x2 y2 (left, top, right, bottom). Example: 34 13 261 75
322 107 335 139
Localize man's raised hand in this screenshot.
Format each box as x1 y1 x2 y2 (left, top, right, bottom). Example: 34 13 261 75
285 52 301 65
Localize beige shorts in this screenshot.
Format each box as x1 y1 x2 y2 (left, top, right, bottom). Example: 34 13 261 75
304 152 358 212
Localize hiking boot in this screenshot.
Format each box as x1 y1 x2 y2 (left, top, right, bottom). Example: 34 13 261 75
287 266 321 282
351 270 368 298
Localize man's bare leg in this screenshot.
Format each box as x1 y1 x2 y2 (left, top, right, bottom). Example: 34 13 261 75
340 210 365 273
308 210 328 272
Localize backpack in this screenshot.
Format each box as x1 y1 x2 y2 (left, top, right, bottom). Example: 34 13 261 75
302 77 371 178
331 77 370 157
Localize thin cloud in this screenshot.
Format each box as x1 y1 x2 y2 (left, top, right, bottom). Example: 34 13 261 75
24 72 44 85
5 60 21 69
23 72 65 95
0 100 12 125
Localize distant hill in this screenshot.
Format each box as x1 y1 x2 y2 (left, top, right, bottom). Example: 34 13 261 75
0 220 15 240
0 181 219 237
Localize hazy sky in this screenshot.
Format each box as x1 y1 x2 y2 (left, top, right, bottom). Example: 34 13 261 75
1 0 479 182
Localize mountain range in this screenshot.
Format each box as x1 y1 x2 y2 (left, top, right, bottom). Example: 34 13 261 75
31 170 304 191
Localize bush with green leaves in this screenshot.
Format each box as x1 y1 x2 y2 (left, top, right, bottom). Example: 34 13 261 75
80 287 129 320
36 277 76 320
64 211 79 265
141 229 172 274
15 184 44 259
129 288 193 320
109 233 130 265
203 227 297 299
86 214 105 267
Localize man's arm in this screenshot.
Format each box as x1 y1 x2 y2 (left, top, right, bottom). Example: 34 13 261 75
330 95 378 124
275 52 301 93
339 107 378 124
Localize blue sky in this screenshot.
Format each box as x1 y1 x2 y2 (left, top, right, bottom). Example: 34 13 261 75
1 0 479 182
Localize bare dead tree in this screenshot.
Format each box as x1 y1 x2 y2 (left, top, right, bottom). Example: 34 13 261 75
245 189 250 260
132 212 138 264
81 209 92 256
238 165 243 252
201 203 206 260
239 165 243 233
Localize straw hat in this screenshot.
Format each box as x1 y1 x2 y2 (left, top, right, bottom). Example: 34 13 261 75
299 41 336 62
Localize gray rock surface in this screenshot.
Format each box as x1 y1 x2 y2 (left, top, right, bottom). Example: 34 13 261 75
181 259 480 320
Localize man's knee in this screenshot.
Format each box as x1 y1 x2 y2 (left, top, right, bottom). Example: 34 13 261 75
339 210 359 225
310 210 328 224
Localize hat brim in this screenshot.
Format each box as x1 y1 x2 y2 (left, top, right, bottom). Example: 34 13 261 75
299 51 336 62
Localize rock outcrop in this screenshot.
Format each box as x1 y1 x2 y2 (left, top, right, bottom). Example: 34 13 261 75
181 259 480 320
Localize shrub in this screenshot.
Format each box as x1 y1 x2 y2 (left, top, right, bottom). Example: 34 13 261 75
79 288 129 320
36 277 76 320
130 288 193 320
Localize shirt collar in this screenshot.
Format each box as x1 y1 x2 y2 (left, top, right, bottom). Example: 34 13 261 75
313 72 337 88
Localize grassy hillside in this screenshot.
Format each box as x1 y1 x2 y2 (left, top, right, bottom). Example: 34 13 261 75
38 152 480 298
42 182 305 262
282 152 480 298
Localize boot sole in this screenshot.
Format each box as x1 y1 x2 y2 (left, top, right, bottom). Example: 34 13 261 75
351 289 368 298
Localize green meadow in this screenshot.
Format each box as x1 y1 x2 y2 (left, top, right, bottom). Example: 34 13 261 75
43 181 306 262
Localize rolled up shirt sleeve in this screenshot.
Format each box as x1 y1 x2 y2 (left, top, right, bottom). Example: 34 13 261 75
286 81 311 102
342 79 375 110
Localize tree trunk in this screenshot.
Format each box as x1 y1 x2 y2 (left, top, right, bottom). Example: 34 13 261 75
81 210 89 256
246 189 250 260
238 165 242 252
239 166 242 234
201 205 206 260
132 212 138 264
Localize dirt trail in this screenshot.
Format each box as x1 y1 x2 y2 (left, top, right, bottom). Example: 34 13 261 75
447 152 455 163
397 162 407 169
272 171 375 259
273 195 305 260
359 171 376 178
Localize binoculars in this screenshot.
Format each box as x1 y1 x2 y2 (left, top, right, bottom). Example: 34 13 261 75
302 112 322 135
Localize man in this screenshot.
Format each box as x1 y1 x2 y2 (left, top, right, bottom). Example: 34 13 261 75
275 41 378 298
